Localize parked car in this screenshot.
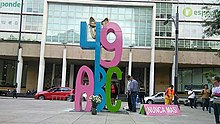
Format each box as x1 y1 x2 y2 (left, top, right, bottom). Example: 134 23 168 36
144 92 165 104
0 90 9 96
182 89 203 107
183 97 203 107
35 87 75 102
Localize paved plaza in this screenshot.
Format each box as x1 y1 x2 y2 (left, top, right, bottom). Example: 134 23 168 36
0 96 215 124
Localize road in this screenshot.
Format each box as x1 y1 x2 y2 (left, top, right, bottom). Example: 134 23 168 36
0 96 215 124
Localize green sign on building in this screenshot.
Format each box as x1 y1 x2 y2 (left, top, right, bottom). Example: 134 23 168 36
0 1 21 8
183 7 193 17
183 6 218 18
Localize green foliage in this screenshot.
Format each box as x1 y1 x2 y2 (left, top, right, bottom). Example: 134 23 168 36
202 2 220 37
203 70 217 84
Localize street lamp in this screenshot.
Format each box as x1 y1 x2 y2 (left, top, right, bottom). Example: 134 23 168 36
15 0 24 93
164 6 179 105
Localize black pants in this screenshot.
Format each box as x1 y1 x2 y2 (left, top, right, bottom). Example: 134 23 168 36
12 92 17 98
202 98 209 111
138 92 145 104
189 98 196 108
213 102 220 124
128 94 132 111
209 101 213 113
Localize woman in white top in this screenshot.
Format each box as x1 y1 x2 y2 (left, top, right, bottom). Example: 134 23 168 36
211 76 220 124
188 88 197 109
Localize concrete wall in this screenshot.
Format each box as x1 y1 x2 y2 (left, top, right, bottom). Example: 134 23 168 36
155 50 220 65
0 42 40 57
0 42 18 56
0 42 220 66
26 61 38 92
155 64 171 92
22 44 40 57
44 45 220 66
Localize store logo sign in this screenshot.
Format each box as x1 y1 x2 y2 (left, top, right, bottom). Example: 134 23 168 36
0 1 21 8
183 6 219 18
183 7 193 17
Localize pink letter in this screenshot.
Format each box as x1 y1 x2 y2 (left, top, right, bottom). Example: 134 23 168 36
100 22 122 68
74 65 94 112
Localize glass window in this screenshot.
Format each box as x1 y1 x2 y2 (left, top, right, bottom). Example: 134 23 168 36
61 88 70 92
0 60 16 87
193 68 203 85
46 3 153 47
181 69 193 85
21 33 42 41
55 88 62 92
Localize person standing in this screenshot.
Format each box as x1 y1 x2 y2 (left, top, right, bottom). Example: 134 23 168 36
111 82 118 105
12 83 18 98
138 87 145 104
130 76 139 112
188 88 197 109
211 76 220 124
12 88 17 98
165 85 174 105
126 75 132 111
201 84 210 111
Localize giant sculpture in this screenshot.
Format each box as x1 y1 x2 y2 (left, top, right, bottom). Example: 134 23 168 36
74 18 123 112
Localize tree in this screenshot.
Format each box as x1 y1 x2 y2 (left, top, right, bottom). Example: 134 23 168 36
202 2 220 57
202 2 220 37
203 70 217 84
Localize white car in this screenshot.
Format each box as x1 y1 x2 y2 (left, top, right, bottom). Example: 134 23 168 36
144 92 165 104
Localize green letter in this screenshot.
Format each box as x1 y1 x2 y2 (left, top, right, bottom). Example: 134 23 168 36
194 10 197 15
106 67 122 112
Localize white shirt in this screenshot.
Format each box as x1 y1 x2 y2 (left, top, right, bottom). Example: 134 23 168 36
188 90 195 99
212 84 220 103
212 84 220 95
127 81 131 91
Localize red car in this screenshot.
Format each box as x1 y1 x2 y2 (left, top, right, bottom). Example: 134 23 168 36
35 87 75 101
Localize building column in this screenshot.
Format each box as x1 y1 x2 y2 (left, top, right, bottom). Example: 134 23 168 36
37 56 45 92
124 67 128 94
144 67 147 94
149 3 156 96
149 55 155 96
37 0 48 92
16 48 23 93
61 47 67 87
69 64 74 88
51 64 55 87
128 49 132 76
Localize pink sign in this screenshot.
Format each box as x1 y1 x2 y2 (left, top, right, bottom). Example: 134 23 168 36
144 104 180 116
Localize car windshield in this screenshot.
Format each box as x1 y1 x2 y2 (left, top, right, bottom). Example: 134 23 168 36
46 88 57 92
155 93 163 97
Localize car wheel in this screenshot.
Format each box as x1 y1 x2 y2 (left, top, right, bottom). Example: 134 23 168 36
39 95 45 100
147 100 153 104
66 95 74 102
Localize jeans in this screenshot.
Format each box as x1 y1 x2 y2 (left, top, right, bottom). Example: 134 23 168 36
202 98 209 111
127 93 132 111
131 91 138 112
209 101 213 113
189 98 196 108
213 102 220 124
12 91 17 98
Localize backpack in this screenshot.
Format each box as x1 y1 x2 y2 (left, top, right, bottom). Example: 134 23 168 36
111 85 116 93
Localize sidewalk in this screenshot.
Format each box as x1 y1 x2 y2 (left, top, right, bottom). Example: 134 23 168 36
0 96 215 124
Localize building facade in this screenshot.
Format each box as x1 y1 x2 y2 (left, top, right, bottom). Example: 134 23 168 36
0 0 219 96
